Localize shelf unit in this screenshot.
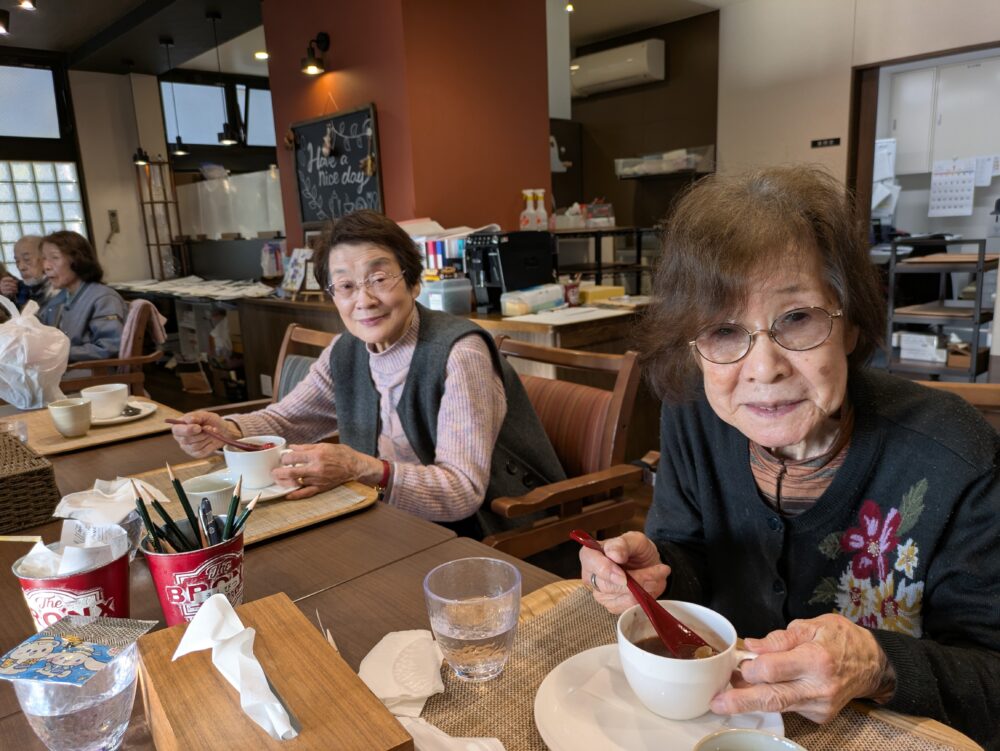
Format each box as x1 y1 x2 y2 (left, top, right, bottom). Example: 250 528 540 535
886 238 996 381
551 227 655 289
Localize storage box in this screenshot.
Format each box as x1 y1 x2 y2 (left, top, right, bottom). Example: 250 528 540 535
0 433 60 534
900 347 947 363
579 285 626 304
138 592 412 751
899 332 945 350
946 345 989 370
417 278 473 314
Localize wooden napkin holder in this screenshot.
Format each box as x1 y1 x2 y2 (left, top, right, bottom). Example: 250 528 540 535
137 592 413 751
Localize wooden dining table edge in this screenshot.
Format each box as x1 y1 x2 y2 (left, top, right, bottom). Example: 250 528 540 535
520 580 984 751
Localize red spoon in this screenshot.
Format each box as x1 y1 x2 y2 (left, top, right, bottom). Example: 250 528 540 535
570 529 713 659
164 419 276 452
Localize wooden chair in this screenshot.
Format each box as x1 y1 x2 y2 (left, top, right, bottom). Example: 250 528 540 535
212 323 334 416
59 301 163 397
482 336 644 559
916 380 1000 431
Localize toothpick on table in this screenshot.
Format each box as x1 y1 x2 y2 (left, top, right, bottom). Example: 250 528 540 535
0 535 43 543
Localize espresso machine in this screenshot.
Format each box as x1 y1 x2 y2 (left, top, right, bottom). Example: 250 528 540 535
467 231 554 314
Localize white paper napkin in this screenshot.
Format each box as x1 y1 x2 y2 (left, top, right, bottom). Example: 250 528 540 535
397 717 506 751
15 520 128 577
54 477 172 526
358 630 445 717
172 594 298 741
359 631 506 750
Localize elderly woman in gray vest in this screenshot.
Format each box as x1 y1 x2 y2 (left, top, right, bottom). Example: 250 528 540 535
38 231 127 363
171 210 564 536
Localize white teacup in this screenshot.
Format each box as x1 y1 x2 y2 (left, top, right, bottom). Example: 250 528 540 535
80 383 129 419
617 600 757 720
222 435 288 489
181 475 237 516
694 729 807 751
47 398 92 438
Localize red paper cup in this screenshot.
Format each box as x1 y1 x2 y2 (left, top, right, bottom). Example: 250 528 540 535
142 518 244 626
14 544 131 632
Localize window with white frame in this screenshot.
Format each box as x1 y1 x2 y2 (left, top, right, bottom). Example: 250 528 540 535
0 161 86 270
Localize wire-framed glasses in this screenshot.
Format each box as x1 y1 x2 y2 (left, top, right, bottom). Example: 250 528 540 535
690 307 843 364
325 272 404 301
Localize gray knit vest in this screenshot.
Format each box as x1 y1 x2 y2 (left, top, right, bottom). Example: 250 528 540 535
330 304 565 536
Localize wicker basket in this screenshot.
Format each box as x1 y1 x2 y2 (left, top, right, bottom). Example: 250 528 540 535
0 433 60 534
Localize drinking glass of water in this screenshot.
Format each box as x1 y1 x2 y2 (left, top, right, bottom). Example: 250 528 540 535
13 643 139 751
423 557 521 682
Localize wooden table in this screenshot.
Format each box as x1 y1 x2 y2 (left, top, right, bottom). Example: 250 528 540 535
47 432 192 495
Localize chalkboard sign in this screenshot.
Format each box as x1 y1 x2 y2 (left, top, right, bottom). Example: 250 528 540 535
291 104 384 228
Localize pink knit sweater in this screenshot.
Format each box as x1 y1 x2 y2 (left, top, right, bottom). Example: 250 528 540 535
229 310 507 521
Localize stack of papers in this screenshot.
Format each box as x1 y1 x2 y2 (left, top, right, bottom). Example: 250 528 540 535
113 277 275 300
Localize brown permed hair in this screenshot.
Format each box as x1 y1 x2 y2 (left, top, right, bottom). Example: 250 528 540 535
312 210 423 291
637 165 884 404
41 231 104 284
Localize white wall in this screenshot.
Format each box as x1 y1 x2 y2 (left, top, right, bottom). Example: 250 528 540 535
70 72 170 283
717 0 1000 180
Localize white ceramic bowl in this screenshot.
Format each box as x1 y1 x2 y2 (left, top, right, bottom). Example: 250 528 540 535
617 600 755 720
694 729 806 751
222 435 287 489
80 383 129 420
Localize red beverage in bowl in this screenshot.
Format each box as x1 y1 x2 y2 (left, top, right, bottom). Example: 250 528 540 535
14 544 131 631
142 517 244 626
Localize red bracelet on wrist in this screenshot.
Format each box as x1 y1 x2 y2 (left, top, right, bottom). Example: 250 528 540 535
376 459 391 491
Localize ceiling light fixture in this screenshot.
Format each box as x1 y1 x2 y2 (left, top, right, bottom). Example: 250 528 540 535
208 11 241 146
0 11 10 34
301 32 329 76
18 1 36 10
565 3 574 12
160 37 189 157
123 59 151 166
254 50 269 61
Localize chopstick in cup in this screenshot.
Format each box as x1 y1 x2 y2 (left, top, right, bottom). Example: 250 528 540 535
131 480 162 553
166 463 201 547
222 475 242 541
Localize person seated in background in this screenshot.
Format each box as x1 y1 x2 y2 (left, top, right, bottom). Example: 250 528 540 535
0 235 53 310
170 210 564 536
38 231 127 364
579 166 1000 748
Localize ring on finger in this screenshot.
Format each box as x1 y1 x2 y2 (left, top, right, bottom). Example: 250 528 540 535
590 572 600 592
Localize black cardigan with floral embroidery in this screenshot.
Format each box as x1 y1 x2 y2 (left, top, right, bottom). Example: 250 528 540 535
647 368 1000 750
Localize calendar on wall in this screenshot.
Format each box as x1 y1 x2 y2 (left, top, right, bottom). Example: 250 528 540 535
928 158 976 217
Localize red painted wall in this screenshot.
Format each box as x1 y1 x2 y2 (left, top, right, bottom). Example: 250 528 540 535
262 0 550 243
261 0 417 246
401 0 551 229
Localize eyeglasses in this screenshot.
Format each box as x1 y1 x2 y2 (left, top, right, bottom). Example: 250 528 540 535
690 307 843 364
325 272 404 301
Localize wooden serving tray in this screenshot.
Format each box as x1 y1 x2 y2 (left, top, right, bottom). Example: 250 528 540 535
133 459 378 546
138 592 412 751
20 397 182 456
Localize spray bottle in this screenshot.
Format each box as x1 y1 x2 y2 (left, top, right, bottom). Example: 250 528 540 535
519 189 536 231
533 189 548 231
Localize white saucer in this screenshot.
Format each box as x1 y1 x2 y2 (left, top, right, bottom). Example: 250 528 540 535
90 399 158 426
200 467 297 502
534 645 784 751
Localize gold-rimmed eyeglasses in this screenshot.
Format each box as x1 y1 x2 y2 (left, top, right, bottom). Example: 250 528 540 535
325 272 404 301
690 307 843 364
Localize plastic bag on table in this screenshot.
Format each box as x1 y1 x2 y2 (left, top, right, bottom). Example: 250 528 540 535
0 297 70 409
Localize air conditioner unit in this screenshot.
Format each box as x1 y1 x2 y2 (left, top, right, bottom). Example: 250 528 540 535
570 39 665 97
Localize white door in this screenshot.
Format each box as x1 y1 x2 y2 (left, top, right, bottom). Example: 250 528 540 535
888 67 936 174
932 57 1000 163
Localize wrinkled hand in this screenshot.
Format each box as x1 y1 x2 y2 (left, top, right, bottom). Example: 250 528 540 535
169 411 239 458
578 531 671 614
272 443 380 500
710 613 894 723
0 276 17 298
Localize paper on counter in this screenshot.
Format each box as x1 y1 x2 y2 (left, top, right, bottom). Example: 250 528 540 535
54 477 172 526
397 717 506 751
173 594 297 741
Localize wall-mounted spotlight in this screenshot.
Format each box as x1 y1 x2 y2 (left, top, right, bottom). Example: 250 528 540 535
0 11 10 35
132 148 151 166
254 50 269 61
301 32 329 76
565 3 574 12
18 1 37 9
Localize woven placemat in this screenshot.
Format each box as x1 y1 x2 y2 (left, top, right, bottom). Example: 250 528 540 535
423 586 615 750
422 585 966 751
